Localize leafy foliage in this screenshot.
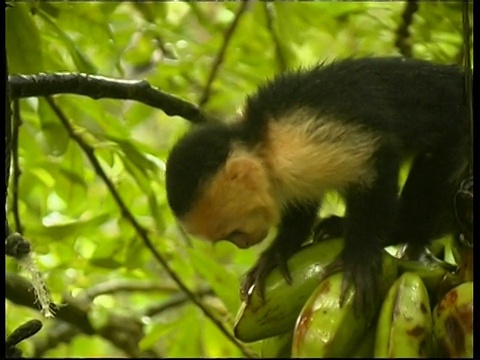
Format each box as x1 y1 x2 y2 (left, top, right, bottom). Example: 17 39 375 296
5 2 468 357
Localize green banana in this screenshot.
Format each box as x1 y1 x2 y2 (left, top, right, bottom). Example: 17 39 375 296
291 252 398 358
427 237 450 259
234 237 344 342
374 272 433 358
260 331 293 358
437 235 472 301
433 281 473 358
397 259 449 296
390 240 455 297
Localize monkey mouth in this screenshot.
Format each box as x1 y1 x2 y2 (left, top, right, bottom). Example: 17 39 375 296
240 230 269 249
234 242 251 249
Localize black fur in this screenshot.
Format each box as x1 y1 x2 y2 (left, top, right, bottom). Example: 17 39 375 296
166 122 238 216
242 57 466 148
166 57 469 310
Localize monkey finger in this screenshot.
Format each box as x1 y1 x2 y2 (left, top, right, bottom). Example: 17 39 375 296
275 251 293 284
339 273 353 308
312 216 345 242
352 264 380 316
320 257 344 284
241 276 262 303
240 271 259 302
240 260 274 304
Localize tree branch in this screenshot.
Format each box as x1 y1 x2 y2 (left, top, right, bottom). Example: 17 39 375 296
32 287 215 357
32 321 80 358
198 1 250 107
7 271 216 357
6 272 161 357
8 73 211 124
145 287 214 318
45 96 255 358
6 272 94 335
6 319 43 358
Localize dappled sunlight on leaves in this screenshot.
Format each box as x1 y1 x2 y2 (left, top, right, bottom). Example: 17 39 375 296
6 1 468 357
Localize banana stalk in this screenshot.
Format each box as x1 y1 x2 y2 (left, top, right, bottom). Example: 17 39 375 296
234 238 344 342
291 252 398 358
397 259 450 296
374 272 433 358
433 281 473 358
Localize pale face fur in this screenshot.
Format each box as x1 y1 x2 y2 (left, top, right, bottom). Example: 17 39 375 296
180 152 280 248
181 108 380 249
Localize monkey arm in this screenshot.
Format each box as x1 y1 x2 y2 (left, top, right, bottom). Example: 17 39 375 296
240 202 319 302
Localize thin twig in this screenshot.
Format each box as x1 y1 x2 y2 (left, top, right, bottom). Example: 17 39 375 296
6 272 94 335
198 1 250 107
5 46 12 238
9 73 211 124
263 2 287 73
11 99 23 234
33 286 212 356
83 279 179 300
6 319 43 358
6 319 43 348
6 272 160 357
32 321 80 358
145 287 214 317
394 0 419 58
45 96 256 358
132 2 177 60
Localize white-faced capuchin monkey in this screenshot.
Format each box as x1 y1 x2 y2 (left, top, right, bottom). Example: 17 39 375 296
165 57 469 313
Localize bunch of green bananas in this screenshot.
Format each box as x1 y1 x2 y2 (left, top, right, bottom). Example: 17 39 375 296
233 237 473 358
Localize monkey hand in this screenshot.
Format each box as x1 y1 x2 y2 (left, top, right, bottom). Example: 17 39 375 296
240 243 295 304
320 248 383 316
398 244 457 272
312 215 345 242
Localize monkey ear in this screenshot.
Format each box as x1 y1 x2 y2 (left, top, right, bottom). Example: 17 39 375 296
225 156 263 189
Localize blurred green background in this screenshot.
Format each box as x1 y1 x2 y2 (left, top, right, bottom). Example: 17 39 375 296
5 1 469 357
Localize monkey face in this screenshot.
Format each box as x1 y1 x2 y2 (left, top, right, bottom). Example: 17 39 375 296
179 154 280 248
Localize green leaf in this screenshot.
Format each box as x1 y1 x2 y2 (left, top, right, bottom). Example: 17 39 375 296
140 322 176 350
89 235 126 269
36 8 97 73
5 2 468 357
148 193 166 234
37 98 70 157
6 3 44 73
89 257 123 269
134 2 167 23
111 137 157 174
167 306 202 357
124 236 150 270
57 167 88 190
118 152 152 195
186 246 241 314
29 213 112 240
